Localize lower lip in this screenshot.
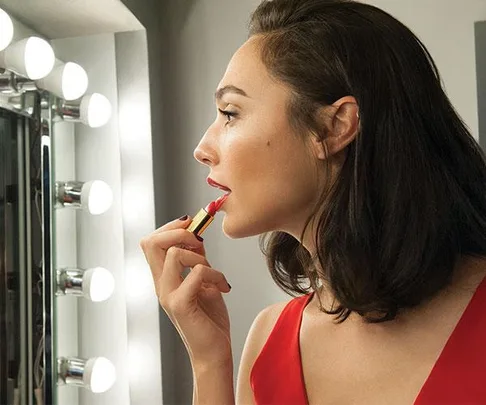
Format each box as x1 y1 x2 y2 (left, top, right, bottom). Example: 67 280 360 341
216 192 231 211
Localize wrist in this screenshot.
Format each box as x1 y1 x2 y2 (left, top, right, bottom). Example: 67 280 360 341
193 355 233 377
192 357 235 405
191 342 233 372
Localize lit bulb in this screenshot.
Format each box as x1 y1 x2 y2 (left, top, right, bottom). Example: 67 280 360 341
81 180 113 215
55 93 112 128
85 357 116 393
56 180 113 215
0 8 13 52
80 93 112 128
0 37 55 79
58 357 116 393
57 267 115 302
35 62 88 100
83 267 115 302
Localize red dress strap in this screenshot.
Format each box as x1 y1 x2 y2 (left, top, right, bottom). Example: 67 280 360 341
414 276 486 404
250 294 313 405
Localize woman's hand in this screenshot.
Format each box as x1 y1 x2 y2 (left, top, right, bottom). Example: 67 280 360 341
140 216 232 366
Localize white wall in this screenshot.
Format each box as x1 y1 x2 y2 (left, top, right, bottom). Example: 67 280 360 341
153 0 485 403
365 0 485 142
114 29 163 405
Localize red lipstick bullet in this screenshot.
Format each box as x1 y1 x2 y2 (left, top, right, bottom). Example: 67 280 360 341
187 194 229 236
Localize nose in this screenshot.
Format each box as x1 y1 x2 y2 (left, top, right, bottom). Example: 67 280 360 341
193 129 219 167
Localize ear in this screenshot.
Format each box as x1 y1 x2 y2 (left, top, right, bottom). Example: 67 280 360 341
310 96 360 160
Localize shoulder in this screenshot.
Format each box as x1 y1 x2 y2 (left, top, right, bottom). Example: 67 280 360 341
235 299 290 404
253 300 290 338
243 299 291 366
249 294 313 352
236 296 310 404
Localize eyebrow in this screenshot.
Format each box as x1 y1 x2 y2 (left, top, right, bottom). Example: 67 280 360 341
214 85 250 101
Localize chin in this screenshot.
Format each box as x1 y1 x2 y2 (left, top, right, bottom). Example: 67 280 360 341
221 215 274 239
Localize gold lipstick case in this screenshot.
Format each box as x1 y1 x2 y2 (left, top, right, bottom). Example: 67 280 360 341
187 208 214 236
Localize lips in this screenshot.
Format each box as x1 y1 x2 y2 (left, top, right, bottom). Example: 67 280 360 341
207 177 231 193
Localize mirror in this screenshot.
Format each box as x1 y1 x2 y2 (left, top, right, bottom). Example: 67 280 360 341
0 1 485 404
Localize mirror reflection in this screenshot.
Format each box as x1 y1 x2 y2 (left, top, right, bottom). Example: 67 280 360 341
0 1 485 404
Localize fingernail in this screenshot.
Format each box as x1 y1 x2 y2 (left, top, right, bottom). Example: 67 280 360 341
196 235 204 242
179 215 188 221
227 282 232 290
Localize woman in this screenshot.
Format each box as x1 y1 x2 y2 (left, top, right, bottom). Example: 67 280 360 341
141 0 486 403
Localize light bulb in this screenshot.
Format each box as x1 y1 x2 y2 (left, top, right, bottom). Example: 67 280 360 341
83 267 115 302
36 62 88 100
0 37 55 79
85 357 116 393
0 8 13 52
55 93 112 128
56 180 113 215
81 180 113 215
80 93 112 128
25 37 55 79
58 357 116 393
57 267 115 302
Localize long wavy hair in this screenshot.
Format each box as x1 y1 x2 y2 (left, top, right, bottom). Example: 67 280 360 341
250 0 486 322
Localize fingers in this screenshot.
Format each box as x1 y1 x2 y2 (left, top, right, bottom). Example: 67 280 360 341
143 227 203 252
158 247 211 301
153 215 192 234
140 227 204 271
178 265 231 301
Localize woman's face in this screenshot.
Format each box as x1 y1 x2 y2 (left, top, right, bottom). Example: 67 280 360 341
194 36 323 240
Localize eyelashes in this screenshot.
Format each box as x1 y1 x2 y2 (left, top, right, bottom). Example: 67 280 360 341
218 108 238 124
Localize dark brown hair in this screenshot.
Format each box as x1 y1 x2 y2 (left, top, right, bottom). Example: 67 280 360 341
250 0 486 322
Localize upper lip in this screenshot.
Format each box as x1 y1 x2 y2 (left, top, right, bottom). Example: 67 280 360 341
207 177 231 192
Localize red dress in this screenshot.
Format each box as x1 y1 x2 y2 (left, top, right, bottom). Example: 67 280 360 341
250 277 486 404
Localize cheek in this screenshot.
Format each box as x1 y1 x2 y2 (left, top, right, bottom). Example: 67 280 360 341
223 131 267 176
221 135 318 237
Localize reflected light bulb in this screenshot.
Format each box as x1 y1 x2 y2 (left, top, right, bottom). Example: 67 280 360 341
0 8 13 52
62 62 88 100
24 37 55 79
0 37 55 79
80 93 112 128
36 62 88 100
84 357 116 393
81 180 113 215
83 267 115 302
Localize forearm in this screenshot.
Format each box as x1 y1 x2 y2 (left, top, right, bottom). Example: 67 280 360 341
192 360 235 405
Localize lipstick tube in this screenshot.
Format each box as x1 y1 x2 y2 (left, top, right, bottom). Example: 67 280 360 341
187 208 214 236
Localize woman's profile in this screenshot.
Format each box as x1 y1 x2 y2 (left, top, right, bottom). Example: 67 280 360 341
141 0 486 403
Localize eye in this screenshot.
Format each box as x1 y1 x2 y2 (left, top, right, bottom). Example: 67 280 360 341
218 108 238 124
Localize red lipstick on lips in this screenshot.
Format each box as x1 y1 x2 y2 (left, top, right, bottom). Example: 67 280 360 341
187 193 229 237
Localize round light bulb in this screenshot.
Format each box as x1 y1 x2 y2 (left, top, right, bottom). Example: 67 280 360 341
62 62 88 100
0 8 14 52
25 37 55 79
80 180 113 215
84 357 116 393
80 93 112 128
36 62 88 100
1 37 55 79
83 267 115 302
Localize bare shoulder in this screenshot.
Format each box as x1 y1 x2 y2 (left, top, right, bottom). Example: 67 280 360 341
235 300 290 405
253 300 290 339
245 299 290 360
